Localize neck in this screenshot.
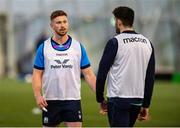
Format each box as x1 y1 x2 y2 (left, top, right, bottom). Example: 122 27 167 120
120 26 134 33
52 34 68 45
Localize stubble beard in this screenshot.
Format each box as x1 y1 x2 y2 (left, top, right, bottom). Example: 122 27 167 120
55 29 68 37
115 26 120 34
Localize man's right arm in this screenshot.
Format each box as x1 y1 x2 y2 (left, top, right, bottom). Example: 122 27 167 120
32 68 43 98
96 38 118 114
32 43 47 108
96 38 118 103
32 69 48 109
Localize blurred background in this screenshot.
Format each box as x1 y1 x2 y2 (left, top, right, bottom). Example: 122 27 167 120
0 0 180 127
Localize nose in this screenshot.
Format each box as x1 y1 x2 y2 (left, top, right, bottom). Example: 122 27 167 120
60 23 66 29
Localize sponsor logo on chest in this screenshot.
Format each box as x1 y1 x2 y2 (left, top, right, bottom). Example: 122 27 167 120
51 59 73 69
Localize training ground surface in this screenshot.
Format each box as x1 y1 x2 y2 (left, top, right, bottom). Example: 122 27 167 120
0 78 179 127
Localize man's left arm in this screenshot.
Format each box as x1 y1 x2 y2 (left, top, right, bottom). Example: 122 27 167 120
143 43 155 108
139 43 155 121
80 44 96 92
82 67 96 92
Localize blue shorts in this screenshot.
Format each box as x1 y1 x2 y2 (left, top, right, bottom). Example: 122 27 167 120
107 97 142 127
42 100 82 127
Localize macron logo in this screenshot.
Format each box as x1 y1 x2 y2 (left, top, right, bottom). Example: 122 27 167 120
123 37 147 44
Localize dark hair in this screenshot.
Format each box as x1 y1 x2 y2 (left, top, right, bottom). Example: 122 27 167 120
50 10 67 21
113 6 134 27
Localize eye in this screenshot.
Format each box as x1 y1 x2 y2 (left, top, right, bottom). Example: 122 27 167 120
56 21 61 24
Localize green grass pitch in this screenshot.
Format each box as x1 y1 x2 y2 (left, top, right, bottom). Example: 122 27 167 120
0 78 179 127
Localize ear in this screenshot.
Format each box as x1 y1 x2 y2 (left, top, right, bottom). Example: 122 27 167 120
50 22 53 28
117 19 122 27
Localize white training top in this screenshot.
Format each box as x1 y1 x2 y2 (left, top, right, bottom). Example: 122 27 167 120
42 38 82 100
107 33 152 98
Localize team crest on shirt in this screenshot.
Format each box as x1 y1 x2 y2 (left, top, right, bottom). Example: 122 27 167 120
51 59 73 69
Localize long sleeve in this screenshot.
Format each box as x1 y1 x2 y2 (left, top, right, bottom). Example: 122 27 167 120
96 38 118 103
143 43 155 108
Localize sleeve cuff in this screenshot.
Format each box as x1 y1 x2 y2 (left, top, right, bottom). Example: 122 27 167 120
81 64 90 69
34 65 44 70
142 102 150 108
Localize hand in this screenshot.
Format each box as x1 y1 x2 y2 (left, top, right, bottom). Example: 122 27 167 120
99 100 107 115
138 107 150 121
35 95 48 110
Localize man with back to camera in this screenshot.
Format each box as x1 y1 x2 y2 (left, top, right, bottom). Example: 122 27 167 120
96 6 155 127
32 10 96 127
